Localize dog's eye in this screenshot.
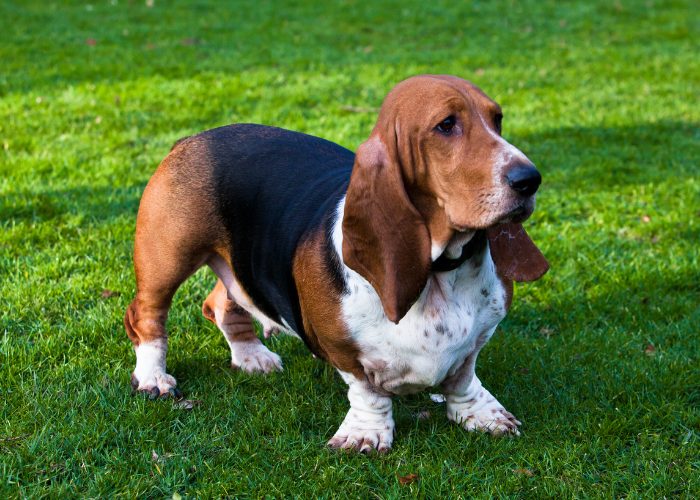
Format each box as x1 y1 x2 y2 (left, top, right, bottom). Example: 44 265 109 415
494 113 503 134
436 115 456 134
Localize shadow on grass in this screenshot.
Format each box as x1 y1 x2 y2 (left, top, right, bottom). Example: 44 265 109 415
1 184 142 224
510 120 699 189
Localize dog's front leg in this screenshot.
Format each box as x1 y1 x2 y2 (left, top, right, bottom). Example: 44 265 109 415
440 334 521 436
328 371 394 453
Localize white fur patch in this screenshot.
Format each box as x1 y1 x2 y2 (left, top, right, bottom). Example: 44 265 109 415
133 340 177 393
227 339 283 373
327 372 394 453
431 241 448 261
445 230 475 259
446 375 521 435
333 197 507 396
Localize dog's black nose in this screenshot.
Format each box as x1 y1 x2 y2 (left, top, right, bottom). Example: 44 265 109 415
505 163 541 197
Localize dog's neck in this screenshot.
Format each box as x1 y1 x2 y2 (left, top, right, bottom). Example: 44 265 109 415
431 230 485 273
409 188 480 264
408 189 453 257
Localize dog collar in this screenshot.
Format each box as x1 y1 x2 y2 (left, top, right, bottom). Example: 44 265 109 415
431 230 486 273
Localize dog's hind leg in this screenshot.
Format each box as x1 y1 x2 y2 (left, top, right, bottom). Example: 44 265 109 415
124 236 209 398
124 160 214 398
124 252 205 398
202 276 283 373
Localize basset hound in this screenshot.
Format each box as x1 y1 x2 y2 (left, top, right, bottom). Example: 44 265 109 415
124 74 549 453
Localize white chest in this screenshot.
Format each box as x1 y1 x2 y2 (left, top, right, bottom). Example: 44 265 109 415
339 249 507 395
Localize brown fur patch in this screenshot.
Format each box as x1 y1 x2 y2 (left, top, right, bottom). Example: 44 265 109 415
498 274 514 312
125 136 226 348
342 137 431 323
294 230 364 379
202 279 226 325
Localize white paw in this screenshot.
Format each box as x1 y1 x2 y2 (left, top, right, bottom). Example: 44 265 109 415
132 341 179 398
327 410 394 453
131 371 178 398
231 341 283 373
448 399 521 436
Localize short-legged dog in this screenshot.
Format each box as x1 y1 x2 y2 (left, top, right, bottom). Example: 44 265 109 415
124 74 548 452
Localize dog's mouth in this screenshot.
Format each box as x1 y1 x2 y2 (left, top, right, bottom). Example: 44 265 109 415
499 204 532 224
448 220 474 233
448 202 535 232
496 195 537 225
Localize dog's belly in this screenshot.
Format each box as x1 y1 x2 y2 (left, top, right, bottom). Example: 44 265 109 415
208 254 298 338
342 252 508 395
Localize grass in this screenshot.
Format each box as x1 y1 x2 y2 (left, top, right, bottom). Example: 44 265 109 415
1 0 698 497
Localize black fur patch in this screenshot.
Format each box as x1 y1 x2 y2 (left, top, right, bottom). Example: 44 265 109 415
321 211 348 296
431 230 487 273
203 124 352 340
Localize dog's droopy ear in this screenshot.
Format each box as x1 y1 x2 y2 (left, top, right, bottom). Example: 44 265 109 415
342 137 431 323
487 223 549 282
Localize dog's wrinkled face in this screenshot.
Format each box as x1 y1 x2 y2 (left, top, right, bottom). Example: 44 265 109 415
377 75 540 230
343 74 548 323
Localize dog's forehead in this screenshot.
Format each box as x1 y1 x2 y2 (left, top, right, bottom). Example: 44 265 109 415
384 75 500 118
431 76 501 114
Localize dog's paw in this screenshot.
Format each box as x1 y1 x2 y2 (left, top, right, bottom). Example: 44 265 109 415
445 376 521 436
130 371 180 399
231 342 283 373
450 405 521 436
327 410 394 454
447 395 521 436
131 341 181 399
327 429 393 454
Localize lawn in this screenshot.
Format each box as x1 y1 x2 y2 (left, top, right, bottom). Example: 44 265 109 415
1 0 698 497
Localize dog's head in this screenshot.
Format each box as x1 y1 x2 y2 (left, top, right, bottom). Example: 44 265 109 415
342 75 548 322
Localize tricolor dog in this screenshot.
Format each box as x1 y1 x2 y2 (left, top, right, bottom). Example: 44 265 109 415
124 74 549 453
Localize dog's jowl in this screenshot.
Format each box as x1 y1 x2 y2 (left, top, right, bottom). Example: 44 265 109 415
124 74 549 453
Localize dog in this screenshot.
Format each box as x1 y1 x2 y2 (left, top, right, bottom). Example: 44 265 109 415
124 74 549 453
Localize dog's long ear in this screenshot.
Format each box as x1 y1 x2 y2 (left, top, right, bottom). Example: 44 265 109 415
486 223 549 281
342 137 431 323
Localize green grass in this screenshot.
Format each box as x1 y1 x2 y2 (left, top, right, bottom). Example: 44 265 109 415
1 0 698 497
